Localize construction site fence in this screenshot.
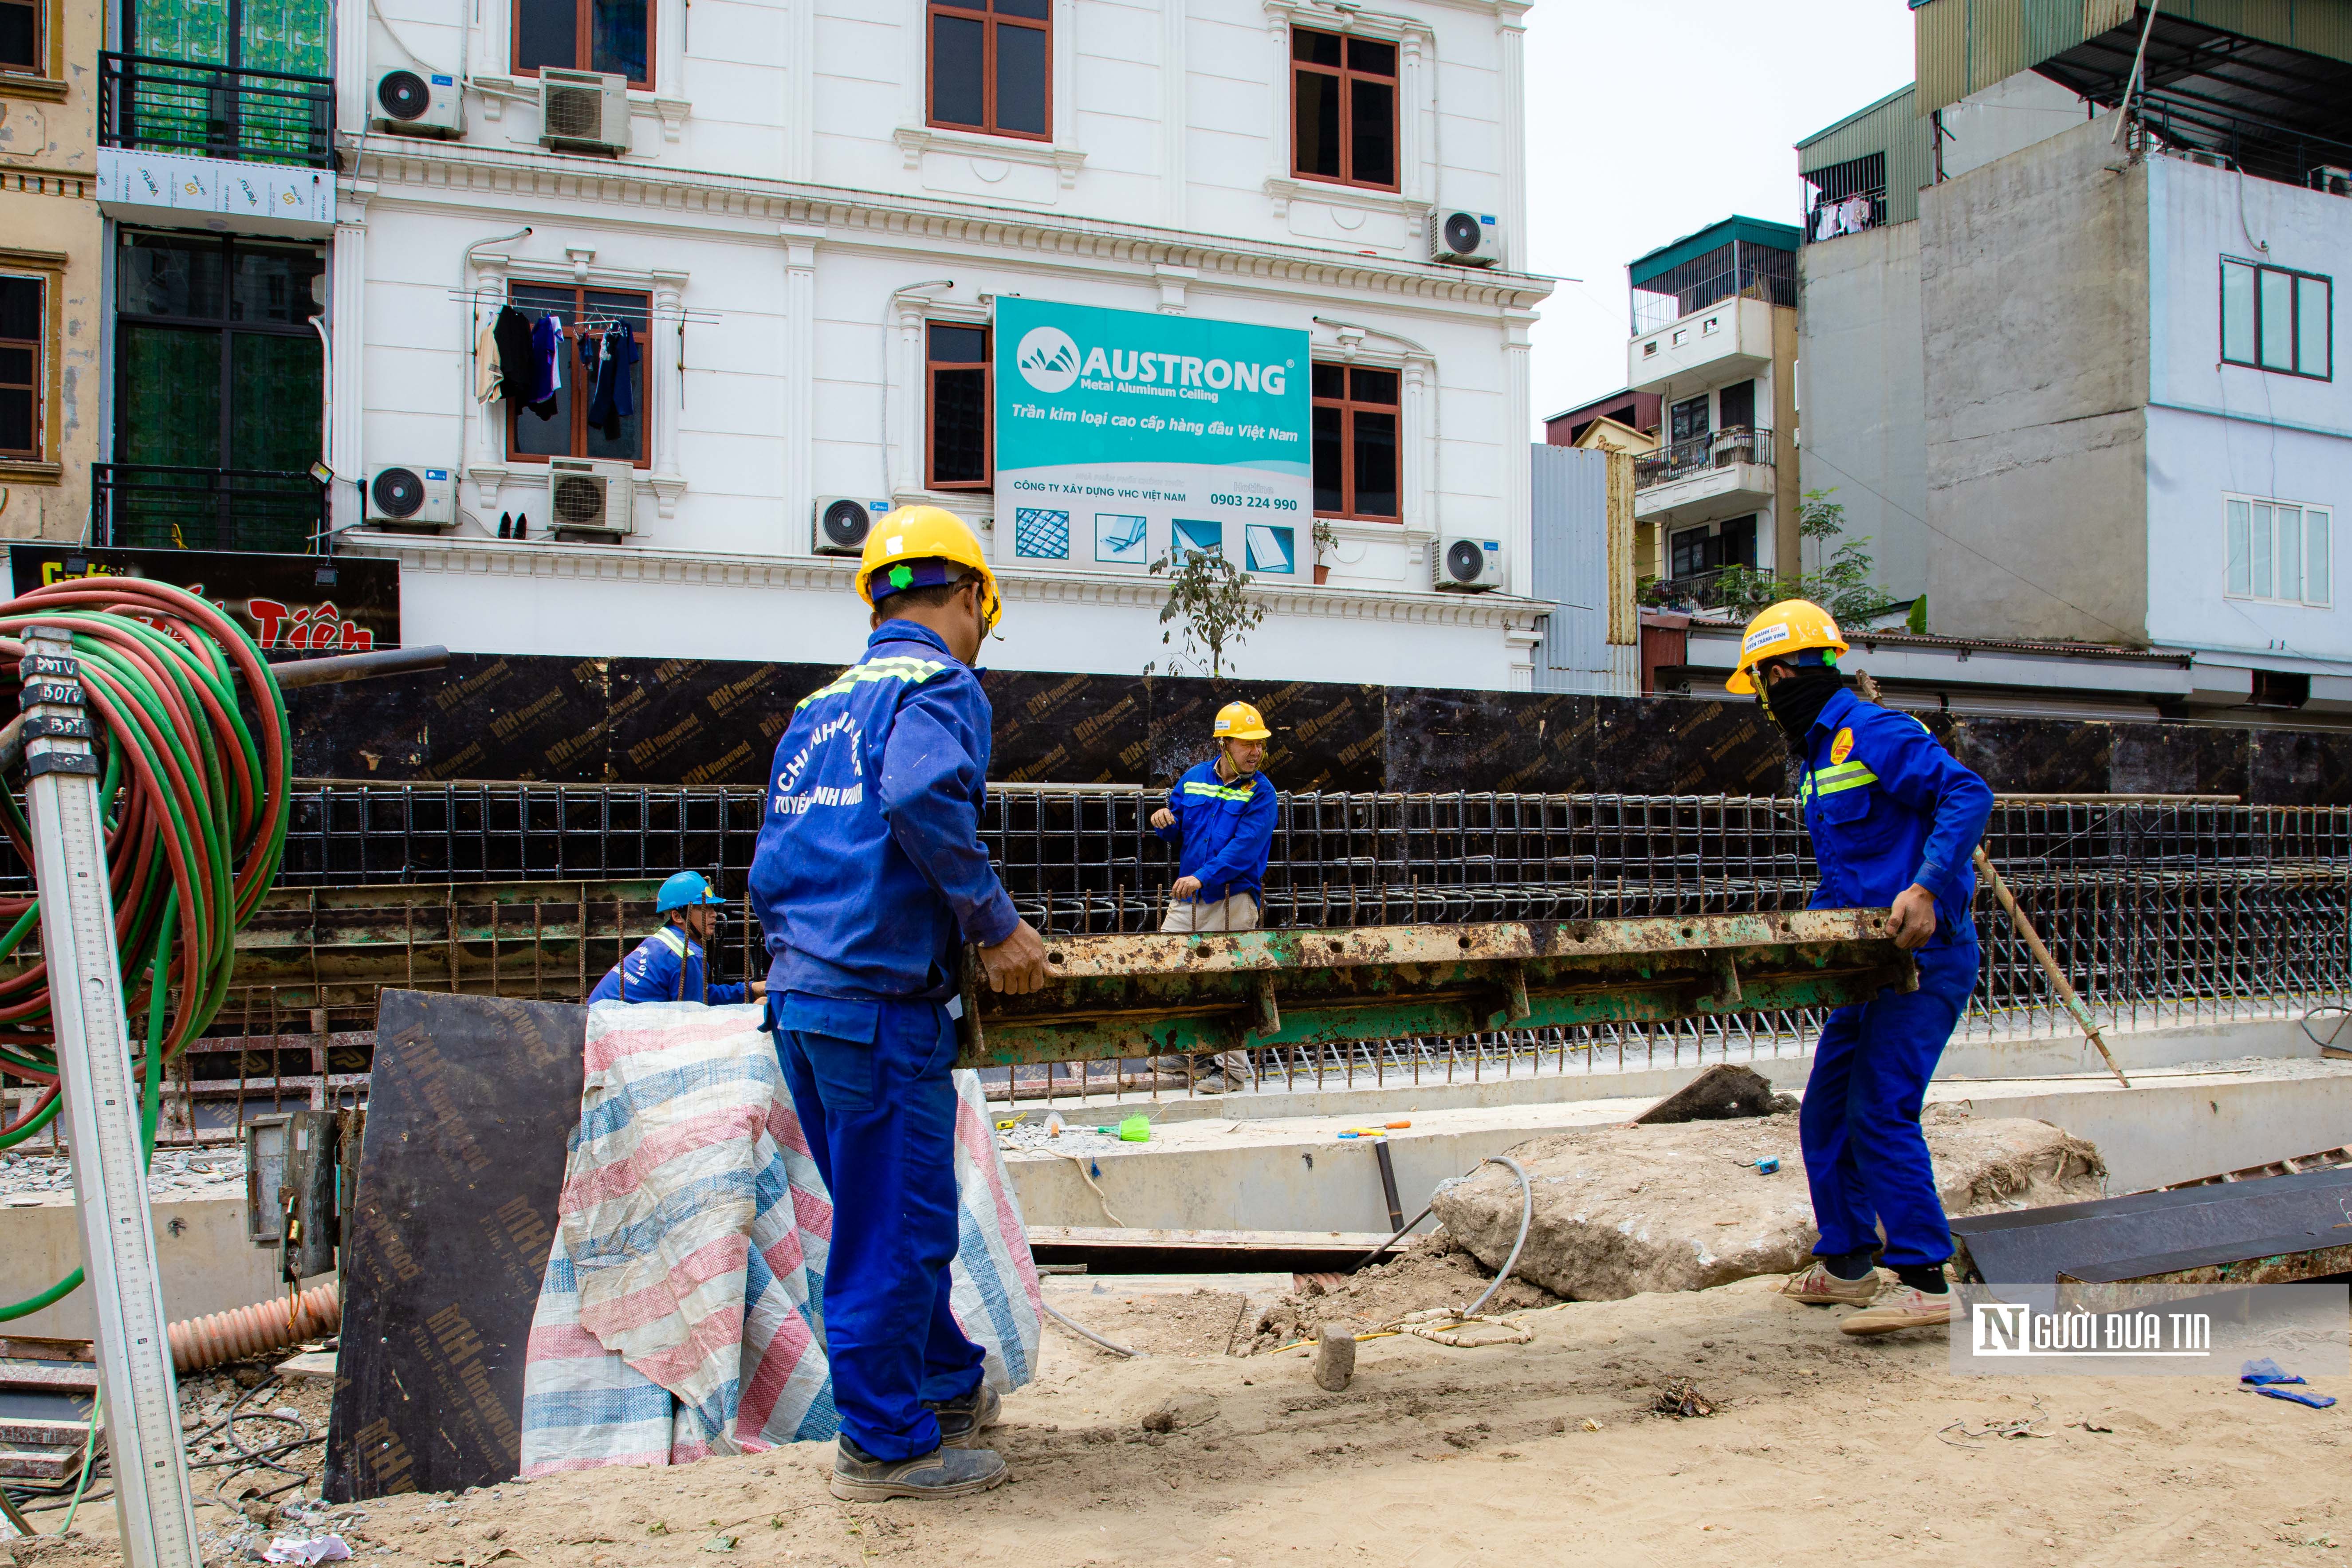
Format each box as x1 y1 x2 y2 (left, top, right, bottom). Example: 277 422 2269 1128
0 784 2344 1132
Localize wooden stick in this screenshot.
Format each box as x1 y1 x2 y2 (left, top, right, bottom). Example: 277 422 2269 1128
1973 846 2130 1088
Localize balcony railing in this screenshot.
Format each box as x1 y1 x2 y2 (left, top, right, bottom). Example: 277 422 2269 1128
1631 265 1797 337
99 51 334 169
1633 426 1776 491
93 464 327 555
1642 566 1761 614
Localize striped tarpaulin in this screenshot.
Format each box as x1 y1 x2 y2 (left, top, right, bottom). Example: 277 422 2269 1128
518 1001 1042 1474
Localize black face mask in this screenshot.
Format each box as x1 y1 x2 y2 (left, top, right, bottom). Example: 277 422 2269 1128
1756 664 1848 750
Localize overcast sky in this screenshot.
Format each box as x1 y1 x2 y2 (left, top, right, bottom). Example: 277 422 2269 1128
1519 0 1918 432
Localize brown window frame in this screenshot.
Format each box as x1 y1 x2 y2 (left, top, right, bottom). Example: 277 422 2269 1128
1312 362 1400 523
925 321 992 492
0 0 47 79
0 271 44 463
511 0 655 92
0 252 60 474
926 0 1051 145
503 283 654 471
1290 26 1399 193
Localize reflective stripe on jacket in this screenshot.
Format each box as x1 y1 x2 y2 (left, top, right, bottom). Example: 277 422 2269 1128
1153 759 1277 906
586 924 749 1005
1798 687 1994 947
747 621 1020 1002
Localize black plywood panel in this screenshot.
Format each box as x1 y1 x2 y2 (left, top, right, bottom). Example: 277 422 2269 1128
323 991 588 1500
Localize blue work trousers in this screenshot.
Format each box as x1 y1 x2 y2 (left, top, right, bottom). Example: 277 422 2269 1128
1799 939 1980 1268
771 995 985 1460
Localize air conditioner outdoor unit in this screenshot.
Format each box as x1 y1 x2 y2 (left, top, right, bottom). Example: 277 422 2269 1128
2316 165 2352 197
546 457 635 535
539 68 630 155
1432 534 1506 591
1427 208 1502 267
364 462 456 529
370 63 464 137
812 496 892 557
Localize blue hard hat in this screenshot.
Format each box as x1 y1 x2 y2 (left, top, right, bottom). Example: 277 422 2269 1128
656 871 725 913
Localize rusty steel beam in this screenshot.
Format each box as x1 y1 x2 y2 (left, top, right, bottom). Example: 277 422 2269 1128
961 908 1912 1068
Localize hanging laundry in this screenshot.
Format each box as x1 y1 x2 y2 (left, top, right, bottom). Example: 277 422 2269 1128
1836 194 1871 234
476 319 503 402
585 321 639 441
492 304 537 406
525 312 566 420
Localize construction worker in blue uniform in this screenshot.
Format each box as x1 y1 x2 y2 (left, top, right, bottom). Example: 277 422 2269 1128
747 505 1048 1502
1148 700 1278 1091
1728 599 1993 1337
586 871 764 1005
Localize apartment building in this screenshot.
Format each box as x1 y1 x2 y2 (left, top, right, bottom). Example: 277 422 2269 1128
267 0 1549 688
0 0 101 541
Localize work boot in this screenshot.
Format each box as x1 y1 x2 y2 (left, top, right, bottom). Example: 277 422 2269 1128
925 1381 1001 1449
1839 1282 1955 1336
829 1436 1007 1501
1778 1261 1881 1307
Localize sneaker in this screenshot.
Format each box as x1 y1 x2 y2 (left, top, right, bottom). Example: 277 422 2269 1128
1839 1284 1954 1336
925 1382 1001 1449
829 1437 1007 1501
1779 1261 1882 1307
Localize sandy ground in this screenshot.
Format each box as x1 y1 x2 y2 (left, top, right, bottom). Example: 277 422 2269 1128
11 1267 2347 1568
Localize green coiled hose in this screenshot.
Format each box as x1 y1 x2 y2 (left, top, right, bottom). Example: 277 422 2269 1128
0 578 288 1320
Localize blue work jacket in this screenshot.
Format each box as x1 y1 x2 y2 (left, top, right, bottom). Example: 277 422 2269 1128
1797 688 1994 948
1154 759 1278 905
747 621 1020 1002
586 925 750 1005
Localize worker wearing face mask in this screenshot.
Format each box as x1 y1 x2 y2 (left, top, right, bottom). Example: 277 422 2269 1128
1728 600 1991 1336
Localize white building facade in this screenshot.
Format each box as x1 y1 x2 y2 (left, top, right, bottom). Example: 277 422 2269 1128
329 0 1550 688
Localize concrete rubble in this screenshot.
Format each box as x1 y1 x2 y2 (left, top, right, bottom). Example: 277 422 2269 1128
1431 1104 2105 1301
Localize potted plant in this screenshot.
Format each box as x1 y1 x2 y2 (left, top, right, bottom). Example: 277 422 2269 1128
1312 518 1339 585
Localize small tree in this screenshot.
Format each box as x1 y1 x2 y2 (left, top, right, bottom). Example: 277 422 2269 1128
1641 488 1895 624
1149 545 1263 682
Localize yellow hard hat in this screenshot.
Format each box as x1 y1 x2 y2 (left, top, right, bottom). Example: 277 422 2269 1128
1726 599 1848 695
857 505 1002 633
1213 700 1270 742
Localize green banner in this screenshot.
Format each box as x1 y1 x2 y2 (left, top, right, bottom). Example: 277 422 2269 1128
993 298 1312 576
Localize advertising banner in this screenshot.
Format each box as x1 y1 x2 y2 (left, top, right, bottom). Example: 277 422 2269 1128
993 297 1313 578
8 545 400 653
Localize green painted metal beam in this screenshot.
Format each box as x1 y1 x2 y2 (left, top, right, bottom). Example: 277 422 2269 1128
961 909 1911 1069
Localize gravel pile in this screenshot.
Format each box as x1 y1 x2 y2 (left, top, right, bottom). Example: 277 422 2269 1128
0 1144 248 1202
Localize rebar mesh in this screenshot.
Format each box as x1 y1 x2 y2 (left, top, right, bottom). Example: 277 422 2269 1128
3 782 2336 1125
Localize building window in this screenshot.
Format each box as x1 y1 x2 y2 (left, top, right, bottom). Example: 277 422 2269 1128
1312 363 1398 520
1 0 42 73
505 284 650 466
2222 259 2330 380
928 0 1048 142
0 272 42 462
1669 516 1757 579
926 322 990 490
515 0 651 89
2226 495 2332 606
1290 28 1396 191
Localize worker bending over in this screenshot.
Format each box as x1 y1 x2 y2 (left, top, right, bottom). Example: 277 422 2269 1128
748 506 1048 1501
586 871 764 1005
1729 600 1992 1336
1148 701 1278 1092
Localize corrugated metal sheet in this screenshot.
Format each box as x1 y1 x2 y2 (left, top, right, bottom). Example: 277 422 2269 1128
1529 444 1613 692
1915 0 2352 116
1797 83 1932 227
1628 216 1803 288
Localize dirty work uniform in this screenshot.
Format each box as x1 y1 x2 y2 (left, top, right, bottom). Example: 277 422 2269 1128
586 925 749 1005
1796 688 1994 1269
1153 760 1276 1082
746 620 1017 1462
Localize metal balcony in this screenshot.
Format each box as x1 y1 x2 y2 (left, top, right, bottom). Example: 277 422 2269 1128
98 51 334 169
92 464 327 555
1634 427 1775 491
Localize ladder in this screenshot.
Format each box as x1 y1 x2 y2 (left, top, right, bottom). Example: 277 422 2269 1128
22 624 201 1567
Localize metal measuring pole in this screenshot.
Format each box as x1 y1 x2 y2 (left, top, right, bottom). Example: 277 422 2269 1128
20 625 201 1566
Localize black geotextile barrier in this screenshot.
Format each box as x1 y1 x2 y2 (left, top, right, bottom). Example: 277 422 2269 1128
284 653 2352 804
